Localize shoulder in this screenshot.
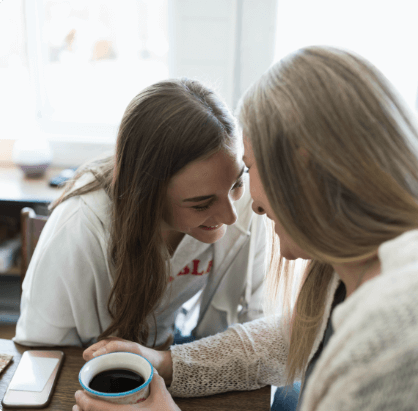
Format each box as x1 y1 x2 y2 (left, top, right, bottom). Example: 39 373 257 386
305 264 418 409
52 186 111 234
334 229 418 341
333 259 418 352
334 229 418 340
29 189 112 268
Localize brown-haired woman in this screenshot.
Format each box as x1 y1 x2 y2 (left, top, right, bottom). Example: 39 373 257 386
76 46 418 411
14 78 267 350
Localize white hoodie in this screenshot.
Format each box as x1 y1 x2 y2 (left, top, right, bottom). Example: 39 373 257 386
14 173 266 347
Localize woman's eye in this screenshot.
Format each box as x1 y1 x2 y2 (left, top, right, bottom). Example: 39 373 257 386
232 177 244 190
192 203 211 212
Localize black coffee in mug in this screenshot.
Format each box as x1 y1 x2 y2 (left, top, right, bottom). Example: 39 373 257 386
89 368 145 393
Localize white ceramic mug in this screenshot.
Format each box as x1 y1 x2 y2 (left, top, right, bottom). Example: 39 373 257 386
79 352 153 405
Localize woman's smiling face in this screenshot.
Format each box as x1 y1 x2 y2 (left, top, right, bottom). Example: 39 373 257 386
163 149 246 244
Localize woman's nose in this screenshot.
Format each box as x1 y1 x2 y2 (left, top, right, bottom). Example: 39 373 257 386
219 199 238 225
252 202 266 216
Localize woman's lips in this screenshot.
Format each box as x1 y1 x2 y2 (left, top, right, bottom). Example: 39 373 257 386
199 224 221 231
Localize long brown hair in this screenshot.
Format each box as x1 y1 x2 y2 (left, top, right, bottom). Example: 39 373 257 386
238 46 418 383
52 78 237 345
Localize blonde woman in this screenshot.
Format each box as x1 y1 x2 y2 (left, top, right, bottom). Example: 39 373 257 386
74 46 418 411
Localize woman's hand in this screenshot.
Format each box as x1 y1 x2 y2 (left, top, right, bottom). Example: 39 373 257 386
83 337 173 385
73 372 181 411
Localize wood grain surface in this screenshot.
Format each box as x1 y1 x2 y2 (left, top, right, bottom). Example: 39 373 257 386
0 339 271 410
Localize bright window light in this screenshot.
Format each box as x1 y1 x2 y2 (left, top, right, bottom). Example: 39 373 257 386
41 0 169 126
0 0 169 142
0 0 32 140
275 0 418 111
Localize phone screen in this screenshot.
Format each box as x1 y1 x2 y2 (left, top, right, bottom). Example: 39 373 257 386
8 356 59 392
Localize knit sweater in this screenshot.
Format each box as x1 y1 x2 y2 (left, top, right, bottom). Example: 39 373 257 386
168 229 418 410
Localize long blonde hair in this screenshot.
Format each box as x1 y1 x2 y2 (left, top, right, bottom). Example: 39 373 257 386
52 78 236 346
238 46 418 383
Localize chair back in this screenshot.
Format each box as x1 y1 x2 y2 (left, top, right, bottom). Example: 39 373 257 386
20 207 48 284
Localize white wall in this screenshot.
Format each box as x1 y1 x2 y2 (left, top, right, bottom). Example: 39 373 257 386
274 0 418 111
169 0 277 110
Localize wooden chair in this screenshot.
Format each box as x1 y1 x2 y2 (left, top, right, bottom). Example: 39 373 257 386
20 207 48 285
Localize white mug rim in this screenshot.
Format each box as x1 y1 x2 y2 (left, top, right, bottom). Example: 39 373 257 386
78 352 153 398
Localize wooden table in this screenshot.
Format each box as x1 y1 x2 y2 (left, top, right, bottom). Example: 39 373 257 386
0 166 65 204
0 339 271 410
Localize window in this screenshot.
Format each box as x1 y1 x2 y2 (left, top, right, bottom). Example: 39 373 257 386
0 0 32 141
0 0 169 163
1 0 278 166
29 0 169 140
275 0 418 111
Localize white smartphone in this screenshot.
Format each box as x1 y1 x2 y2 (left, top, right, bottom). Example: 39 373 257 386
2 350 64 408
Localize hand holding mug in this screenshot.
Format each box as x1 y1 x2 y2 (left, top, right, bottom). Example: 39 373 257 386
73 372 181 411
83 337 173 385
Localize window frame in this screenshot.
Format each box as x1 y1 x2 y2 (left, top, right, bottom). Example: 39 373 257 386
8 0 278 167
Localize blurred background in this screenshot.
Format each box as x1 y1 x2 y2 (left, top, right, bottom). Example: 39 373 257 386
0 0 417 167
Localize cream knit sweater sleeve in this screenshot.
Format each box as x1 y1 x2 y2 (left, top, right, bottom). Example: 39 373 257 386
168 274 340 398
169 316 291 397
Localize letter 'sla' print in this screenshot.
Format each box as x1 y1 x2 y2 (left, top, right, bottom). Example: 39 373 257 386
169 259 213 281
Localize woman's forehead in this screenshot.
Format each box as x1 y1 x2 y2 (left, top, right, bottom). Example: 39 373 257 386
167 150 244 200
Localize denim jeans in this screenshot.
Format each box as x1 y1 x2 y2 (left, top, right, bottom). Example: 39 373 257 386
271 383 301 411
173 328 196 345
